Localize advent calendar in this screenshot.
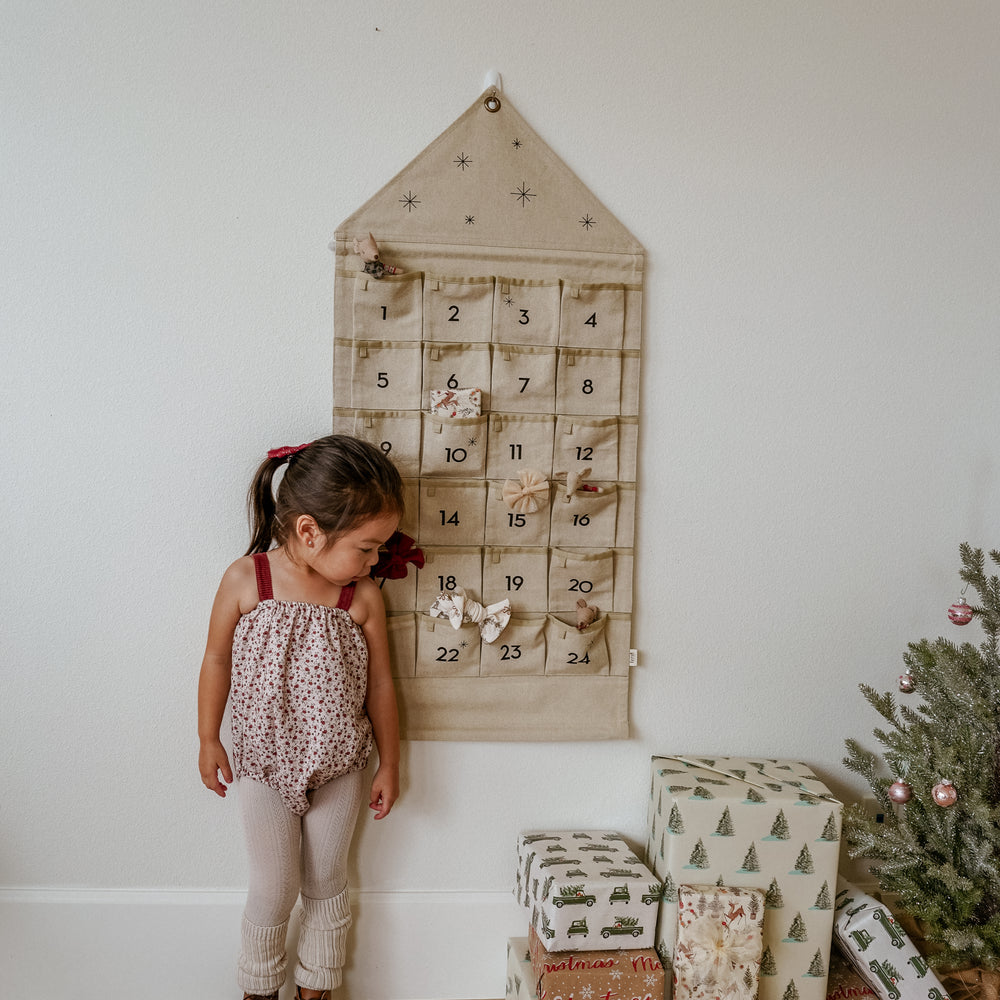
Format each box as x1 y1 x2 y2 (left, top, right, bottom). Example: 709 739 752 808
330 89 644 740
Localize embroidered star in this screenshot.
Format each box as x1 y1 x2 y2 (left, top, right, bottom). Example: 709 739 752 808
468 437 478 447
512 138 522 149
503 295 514 307
511 181 536 206
399 190 420 212
580 214 596 229
454 152 472 170
465 214 476 225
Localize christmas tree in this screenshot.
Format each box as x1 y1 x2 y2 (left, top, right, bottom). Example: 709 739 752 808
843 543 1000 981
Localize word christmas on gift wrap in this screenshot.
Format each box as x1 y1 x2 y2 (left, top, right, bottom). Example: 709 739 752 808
540 954 663 976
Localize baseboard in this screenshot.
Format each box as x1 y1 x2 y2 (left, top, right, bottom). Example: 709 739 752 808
0 887 524 1000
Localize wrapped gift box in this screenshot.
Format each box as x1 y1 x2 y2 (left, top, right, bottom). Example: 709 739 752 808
517 829 661 952
674 884 765 1000
833 877 951 1000
507 938 535 1000
645 756 843 1000
430 386 482 417
529 926 666 1000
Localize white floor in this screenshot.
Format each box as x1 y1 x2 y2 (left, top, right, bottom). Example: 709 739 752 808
0 889 521 1000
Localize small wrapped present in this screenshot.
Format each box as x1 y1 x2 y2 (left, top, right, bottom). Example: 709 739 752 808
528 926 666 1000
430 386 482 417
674 884 765 1000
833 877 951 1000
645 756 843 1000
507 938 536 1000
517 829 661 952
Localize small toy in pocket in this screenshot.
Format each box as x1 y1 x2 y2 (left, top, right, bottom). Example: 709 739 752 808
576 598 600 630
353 232 403 278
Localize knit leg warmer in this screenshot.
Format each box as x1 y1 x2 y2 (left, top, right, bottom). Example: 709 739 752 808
294 888 352 992
237 915 289 994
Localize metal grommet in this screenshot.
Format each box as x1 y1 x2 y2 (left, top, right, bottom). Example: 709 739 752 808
484 91 501 113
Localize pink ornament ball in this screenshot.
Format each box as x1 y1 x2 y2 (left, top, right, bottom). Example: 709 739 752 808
948 601 973 625
932 780 957 807
888 780 912 804
898 671 915 693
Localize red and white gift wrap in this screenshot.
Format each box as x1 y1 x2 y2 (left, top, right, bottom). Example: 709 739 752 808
645 756 843 1000
429 386 482 417
517 830 660 953
528 927 666 1000
674 884 765 1000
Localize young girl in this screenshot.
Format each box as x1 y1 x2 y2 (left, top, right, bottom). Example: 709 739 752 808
198 434 405 1000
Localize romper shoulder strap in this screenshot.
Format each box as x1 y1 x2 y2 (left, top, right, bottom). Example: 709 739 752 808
252 552 274 602
336 582 356 611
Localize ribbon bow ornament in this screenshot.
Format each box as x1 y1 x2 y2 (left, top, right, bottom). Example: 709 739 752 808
502 469 549 514
428 586 512 644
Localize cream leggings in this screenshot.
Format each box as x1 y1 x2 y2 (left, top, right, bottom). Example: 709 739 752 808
237 771 365 995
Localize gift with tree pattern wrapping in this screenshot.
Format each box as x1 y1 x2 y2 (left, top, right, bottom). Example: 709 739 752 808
645 756 843 1000
833 877 951 1000
507 938 535 1000
517 829 661 952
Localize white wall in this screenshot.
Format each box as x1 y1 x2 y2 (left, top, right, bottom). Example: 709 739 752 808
3 2 999 998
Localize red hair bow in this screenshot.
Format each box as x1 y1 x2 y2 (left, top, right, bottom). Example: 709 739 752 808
371 531 425 583
267 442 312 460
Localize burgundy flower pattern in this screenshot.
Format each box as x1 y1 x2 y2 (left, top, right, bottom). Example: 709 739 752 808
231 598 373 816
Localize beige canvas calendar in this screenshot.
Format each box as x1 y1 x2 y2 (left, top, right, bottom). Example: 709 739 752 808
331 89 644 740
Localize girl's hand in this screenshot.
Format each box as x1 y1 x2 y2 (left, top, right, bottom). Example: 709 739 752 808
199 740 234 798
369 763 399 820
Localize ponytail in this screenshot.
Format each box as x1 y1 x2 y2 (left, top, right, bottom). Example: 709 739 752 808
245 455 284 555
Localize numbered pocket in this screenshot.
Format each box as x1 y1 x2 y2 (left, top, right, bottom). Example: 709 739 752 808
416 616 481 677
420 413 488 478
352 271 423 342
559 283 625 349
423 275 495 343
480 615 546 676
555 348 622 416
544 613 610 675
482 546 549 612
348 340 424 410
417 479 486 547
490 344 556 413
484 480 551 547
493 277 561 347
333 408 421 478
422 343 492 413
549 484 618 548
552 415 619 484
548 548 615 614
615 483 635 547
485 413 555 480
386 613 417 677
416 546 484 615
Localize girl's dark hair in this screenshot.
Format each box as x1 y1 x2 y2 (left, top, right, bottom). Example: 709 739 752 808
245 434 405 555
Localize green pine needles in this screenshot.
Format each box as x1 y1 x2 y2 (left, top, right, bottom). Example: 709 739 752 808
843 544 1000 972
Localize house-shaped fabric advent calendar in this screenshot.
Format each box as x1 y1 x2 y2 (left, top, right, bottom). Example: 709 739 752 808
330 89 644 741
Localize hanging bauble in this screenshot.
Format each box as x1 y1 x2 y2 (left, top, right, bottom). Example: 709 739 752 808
888 780 912 804
932 780 957 807
898 670 915 693
948 601 973 625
